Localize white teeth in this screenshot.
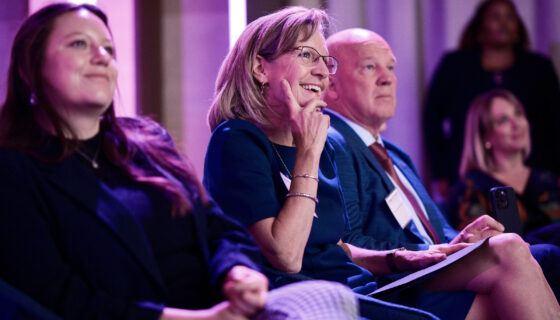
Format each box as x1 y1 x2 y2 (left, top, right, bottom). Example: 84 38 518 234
301 84 321 93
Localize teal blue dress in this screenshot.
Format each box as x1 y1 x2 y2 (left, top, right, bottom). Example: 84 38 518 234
203 119 376 292
203 119 474 320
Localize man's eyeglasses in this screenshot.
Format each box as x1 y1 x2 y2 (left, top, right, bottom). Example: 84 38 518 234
293 46 338 75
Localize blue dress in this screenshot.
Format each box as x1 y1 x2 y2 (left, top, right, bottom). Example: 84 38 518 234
204 119 474 320
203 119 376 292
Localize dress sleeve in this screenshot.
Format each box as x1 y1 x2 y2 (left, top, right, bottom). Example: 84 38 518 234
0 151 162 320
445 178 489 230
203 121 283 227
525 170 560 223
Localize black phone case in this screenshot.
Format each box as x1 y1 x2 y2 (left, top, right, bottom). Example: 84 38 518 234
489 186 523 235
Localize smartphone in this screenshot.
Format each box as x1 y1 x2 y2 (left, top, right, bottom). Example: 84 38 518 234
489 186 523 235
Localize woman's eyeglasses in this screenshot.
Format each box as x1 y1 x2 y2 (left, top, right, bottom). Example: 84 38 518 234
293 46 338 75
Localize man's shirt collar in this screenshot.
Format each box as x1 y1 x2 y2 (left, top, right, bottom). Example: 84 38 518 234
327 108 384 146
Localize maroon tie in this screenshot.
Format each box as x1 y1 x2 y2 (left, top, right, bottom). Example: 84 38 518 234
369 143 442 244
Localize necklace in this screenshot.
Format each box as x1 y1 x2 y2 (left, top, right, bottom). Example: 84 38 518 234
75 145 101 169
271 143 292 178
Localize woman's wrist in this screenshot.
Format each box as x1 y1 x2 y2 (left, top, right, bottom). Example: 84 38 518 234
294 146 322 165
292 173 319 182
285 192 318 204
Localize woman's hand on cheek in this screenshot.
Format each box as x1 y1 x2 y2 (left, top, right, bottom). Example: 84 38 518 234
222 265 268 317
281 79 329 155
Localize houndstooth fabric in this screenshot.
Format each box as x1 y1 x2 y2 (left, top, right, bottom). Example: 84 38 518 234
254 280 359 320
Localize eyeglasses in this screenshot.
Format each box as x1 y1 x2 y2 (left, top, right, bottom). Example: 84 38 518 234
293 46 338 75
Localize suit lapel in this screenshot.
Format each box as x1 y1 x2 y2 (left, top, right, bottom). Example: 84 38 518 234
328 113 425 242
328 112 394 191
36 157 166 290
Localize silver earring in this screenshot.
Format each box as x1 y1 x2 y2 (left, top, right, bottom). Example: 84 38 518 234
260 83 267 95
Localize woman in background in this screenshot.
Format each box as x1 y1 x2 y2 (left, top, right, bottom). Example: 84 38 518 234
0 3 358 319
423 0 560 199
447 89 560 245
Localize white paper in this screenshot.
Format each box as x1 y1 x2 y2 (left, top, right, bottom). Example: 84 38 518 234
385 189 412 229
370 238 489 297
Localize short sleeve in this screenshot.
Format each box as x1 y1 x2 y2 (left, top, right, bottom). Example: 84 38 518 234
203 120 283 227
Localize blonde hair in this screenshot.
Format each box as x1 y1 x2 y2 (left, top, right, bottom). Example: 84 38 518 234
207 6 330 131
459 89 531 178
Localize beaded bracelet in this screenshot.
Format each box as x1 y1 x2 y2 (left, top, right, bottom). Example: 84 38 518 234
285 192 319 204
292 174 320 183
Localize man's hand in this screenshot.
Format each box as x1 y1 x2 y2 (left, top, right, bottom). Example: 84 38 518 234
392 248 446 272
450 214 504 244
429 242 472 255
394 243 471 272
222 265 268 317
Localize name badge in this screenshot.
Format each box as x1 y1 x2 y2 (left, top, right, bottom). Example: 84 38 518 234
280 172 318 218
385 188 412 229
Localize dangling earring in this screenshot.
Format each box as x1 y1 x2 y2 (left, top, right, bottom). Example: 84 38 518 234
484 141 492 150
260 82 267 95
29 93 37 105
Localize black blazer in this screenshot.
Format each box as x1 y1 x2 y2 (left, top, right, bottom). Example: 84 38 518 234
0 141 260 319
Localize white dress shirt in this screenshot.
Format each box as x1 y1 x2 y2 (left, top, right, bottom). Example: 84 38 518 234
328 109 434 245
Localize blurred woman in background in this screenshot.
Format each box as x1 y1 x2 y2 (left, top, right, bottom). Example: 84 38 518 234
447 89 560 245
423 0 560 200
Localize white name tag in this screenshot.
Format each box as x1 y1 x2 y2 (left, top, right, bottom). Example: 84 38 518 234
385 188 412 229
280 172 318 218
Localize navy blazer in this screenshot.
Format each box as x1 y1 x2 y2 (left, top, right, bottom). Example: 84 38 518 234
327 111 458 251
0 138 260 319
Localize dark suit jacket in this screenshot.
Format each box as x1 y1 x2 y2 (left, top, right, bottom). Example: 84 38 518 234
0 139 260 319
327 111 458 251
